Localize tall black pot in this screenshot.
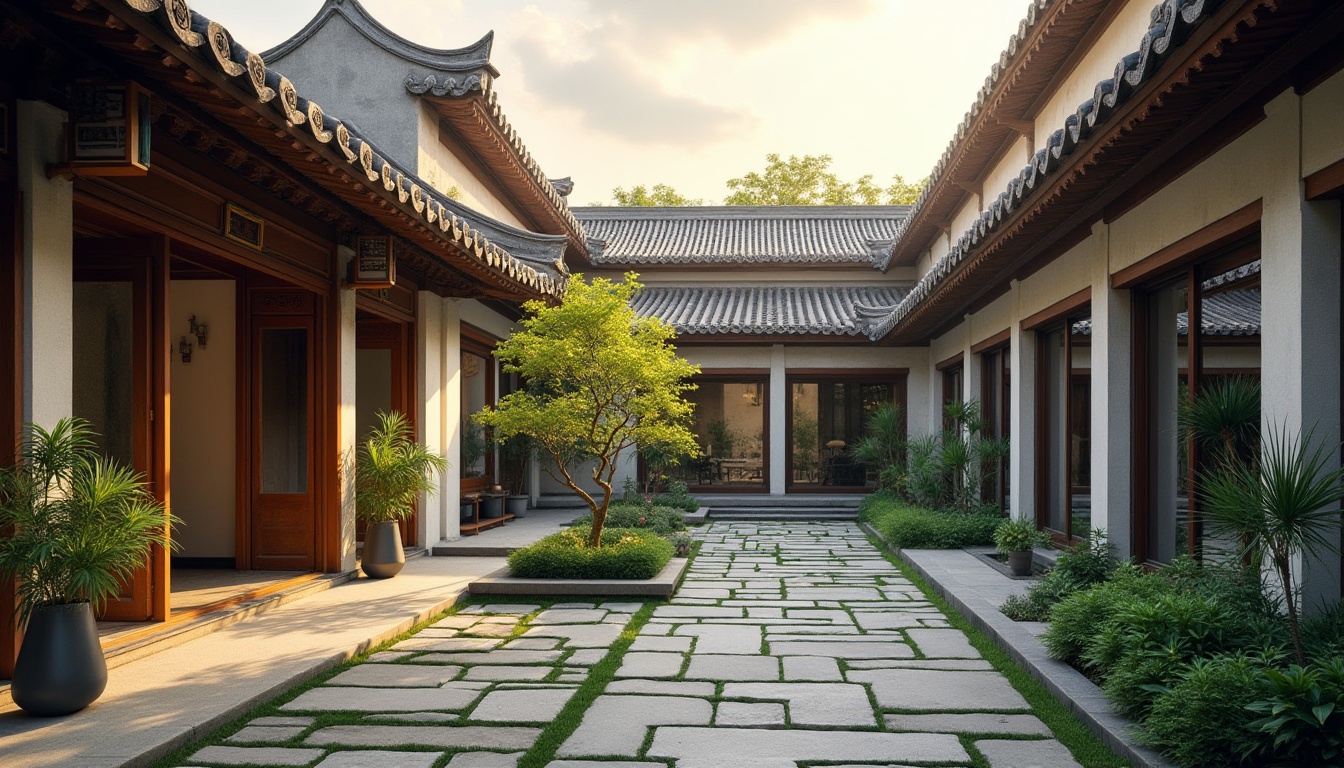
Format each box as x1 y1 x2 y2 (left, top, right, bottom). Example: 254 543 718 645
362 520 406 579
12 602 108 716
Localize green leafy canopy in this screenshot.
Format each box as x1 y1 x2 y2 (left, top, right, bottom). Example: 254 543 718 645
473 274 700 546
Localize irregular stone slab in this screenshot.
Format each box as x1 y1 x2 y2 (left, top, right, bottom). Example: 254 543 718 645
305 725 540 749
502 637 560 650
629 635 692 653
846 659 993 671
523 624 624 648
684 654 779 681
283 684 485 712
364 713 457 723
785 588 882 600
225 725 306 743
475 604 542 615
532 608 608 624
768 641 914 659
558 695 712 757
326 664 461 688
976 738 1082 767
464 665 552 682
651 605 742 618
395 637 502 653
367 651 416 662
446 752 523 767
716 701 785 727
782 655 843 681
565 649 608 666
647 727 967 764
316 751 442 768
546 762 667 768
417 650 564 665
885 713 1051 735
614 652 684 678
721 683 875 727
433 616 486 628
463 622 519 637
848 669 1030 711
471 688 576 723
907 628 980 659
600 602 644 612
674 624 762 654
853 612 931 630
606 679 716 696
189 746 324 766
250 716 315 727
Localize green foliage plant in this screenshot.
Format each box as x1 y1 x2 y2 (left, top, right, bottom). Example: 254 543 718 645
460 421 488 478
723 153 928 206
993 517 1051 554
1200 425 1344 664
1179 376 1261 470
474 274 700 548
904 400 1009 514
609 184 703 207
654 479 699 513
791 411 820 482
860 492 1002 549
1042 563 1174 667
1142 651 1278 768
852 403 906 492
356 411 448 523
706 419 736 458
1242 658 1344 766
0 418 177 624
1001 530 1113 622
573 504 685 535
507 527 673 579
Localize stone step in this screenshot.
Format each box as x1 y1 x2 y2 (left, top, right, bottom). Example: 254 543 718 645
709 509 861 521
696 495 865 509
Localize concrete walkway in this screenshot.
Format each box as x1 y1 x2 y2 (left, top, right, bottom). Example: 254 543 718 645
0 555 506 768
156 522 1090 768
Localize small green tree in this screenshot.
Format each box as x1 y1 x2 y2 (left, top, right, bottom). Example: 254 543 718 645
724 154 929 206
610 184 704 207
474 274 701 547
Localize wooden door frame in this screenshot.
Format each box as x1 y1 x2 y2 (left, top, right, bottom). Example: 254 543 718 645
355 317 417 546
784 369 909 494
1 185 22 675
674 371 772 495
460 327 497 494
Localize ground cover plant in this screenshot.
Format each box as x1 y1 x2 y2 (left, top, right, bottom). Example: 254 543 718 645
860 491 1001 549
507 526 673 579
1000 530 1115 621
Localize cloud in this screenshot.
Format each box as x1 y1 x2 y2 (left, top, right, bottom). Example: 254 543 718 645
584 0 876 51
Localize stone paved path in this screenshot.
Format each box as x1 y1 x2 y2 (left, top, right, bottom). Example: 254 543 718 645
179 522 1084 767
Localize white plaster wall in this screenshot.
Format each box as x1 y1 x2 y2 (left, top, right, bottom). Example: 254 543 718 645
1302 68 1344 176
169 281 236 559
949 195 983 244
1033 0 1156 151
982 135 1034 205
17 101 72 429
417 105 527 229
458 300 517 341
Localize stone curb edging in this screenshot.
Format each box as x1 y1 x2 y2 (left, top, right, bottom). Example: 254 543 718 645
859 521 1176 768
466 556 690 598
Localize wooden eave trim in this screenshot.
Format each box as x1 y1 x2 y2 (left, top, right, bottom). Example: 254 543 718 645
1305 156 1344 200
1021 287 1091 331
884 0 1336 346
971 328 1012 354
889 0 1123 267
81 0 554 304
936 352 964 371
673 333 878 346
1110 200 1262 288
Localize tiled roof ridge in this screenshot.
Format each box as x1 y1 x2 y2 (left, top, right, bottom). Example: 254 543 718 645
886 0 1056 259
260 0 498 77
572 205 913 220
863 0 1225 340
632 285 911 337
115 0 564 298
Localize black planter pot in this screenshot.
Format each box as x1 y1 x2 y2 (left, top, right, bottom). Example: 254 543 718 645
505 495 528 518
361 520 406 579
460 501 476 522
12 602 107 716
1007 549 1034 577
480 495 504 519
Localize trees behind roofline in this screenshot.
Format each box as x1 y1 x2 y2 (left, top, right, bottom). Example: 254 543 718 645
473 274 700 548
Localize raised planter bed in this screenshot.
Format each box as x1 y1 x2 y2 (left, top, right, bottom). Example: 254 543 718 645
466 555 690 598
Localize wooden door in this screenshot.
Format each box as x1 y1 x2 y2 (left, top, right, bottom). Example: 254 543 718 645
355 320 415 545
72 238 170 621
250 298 318 571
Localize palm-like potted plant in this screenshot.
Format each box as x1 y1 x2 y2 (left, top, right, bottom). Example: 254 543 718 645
498 433 535 518
356 411 447 579
993 517 1051 577
0 418 176 716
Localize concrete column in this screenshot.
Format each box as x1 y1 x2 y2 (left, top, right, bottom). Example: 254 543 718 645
336 247 358 572
1261 90 1341 608
1089 222 1134 558
442 299 463 540
416 292 446 544
962 316 979 411
17 101 72 429
1009 281 1036 523
769 344 787 494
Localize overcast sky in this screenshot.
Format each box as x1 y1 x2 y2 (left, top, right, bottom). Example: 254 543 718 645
191 0 1029 205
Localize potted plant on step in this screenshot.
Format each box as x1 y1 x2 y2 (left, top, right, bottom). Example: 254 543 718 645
993 517 1050 577
498 434 535 518
0 418 177 716
356 411 448 579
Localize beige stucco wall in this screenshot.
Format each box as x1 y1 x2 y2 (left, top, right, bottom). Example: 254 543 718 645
1300 68 1344 177
417 104 528 229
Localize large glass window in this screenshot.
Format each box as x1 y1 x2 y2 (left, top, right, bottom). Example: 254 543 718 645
940 361 964 430
790 375 904 490
460 348 492 482
980 344 1011 510
1137 258 1260 564
1037 310 1091 540
259 328 309 494
672 378 767 489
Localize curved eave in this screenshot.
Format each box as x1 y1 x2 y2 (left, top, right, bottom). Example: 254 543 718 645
260 0 498 78
873 0 1331 345
89 0 561 302
887 0 1122 268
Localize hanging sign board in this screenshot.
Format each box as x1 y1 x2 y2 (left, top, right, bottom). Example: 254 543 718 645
351 235 397 288
68 80 151 175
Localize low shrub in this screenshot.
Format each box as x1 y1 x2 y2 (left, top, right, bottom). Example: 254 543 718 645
860 492 1002 549
1243 658 1344 766
654 479 700 513
507 527 673 580
1001 530 1115 622
1142 651 1277 768
1042 563 1173 667
574 504 686 534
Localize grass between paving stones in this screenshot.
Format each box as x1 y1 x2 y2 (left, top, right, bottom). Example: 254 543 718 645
862 530 1128 768
147 599 556 768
